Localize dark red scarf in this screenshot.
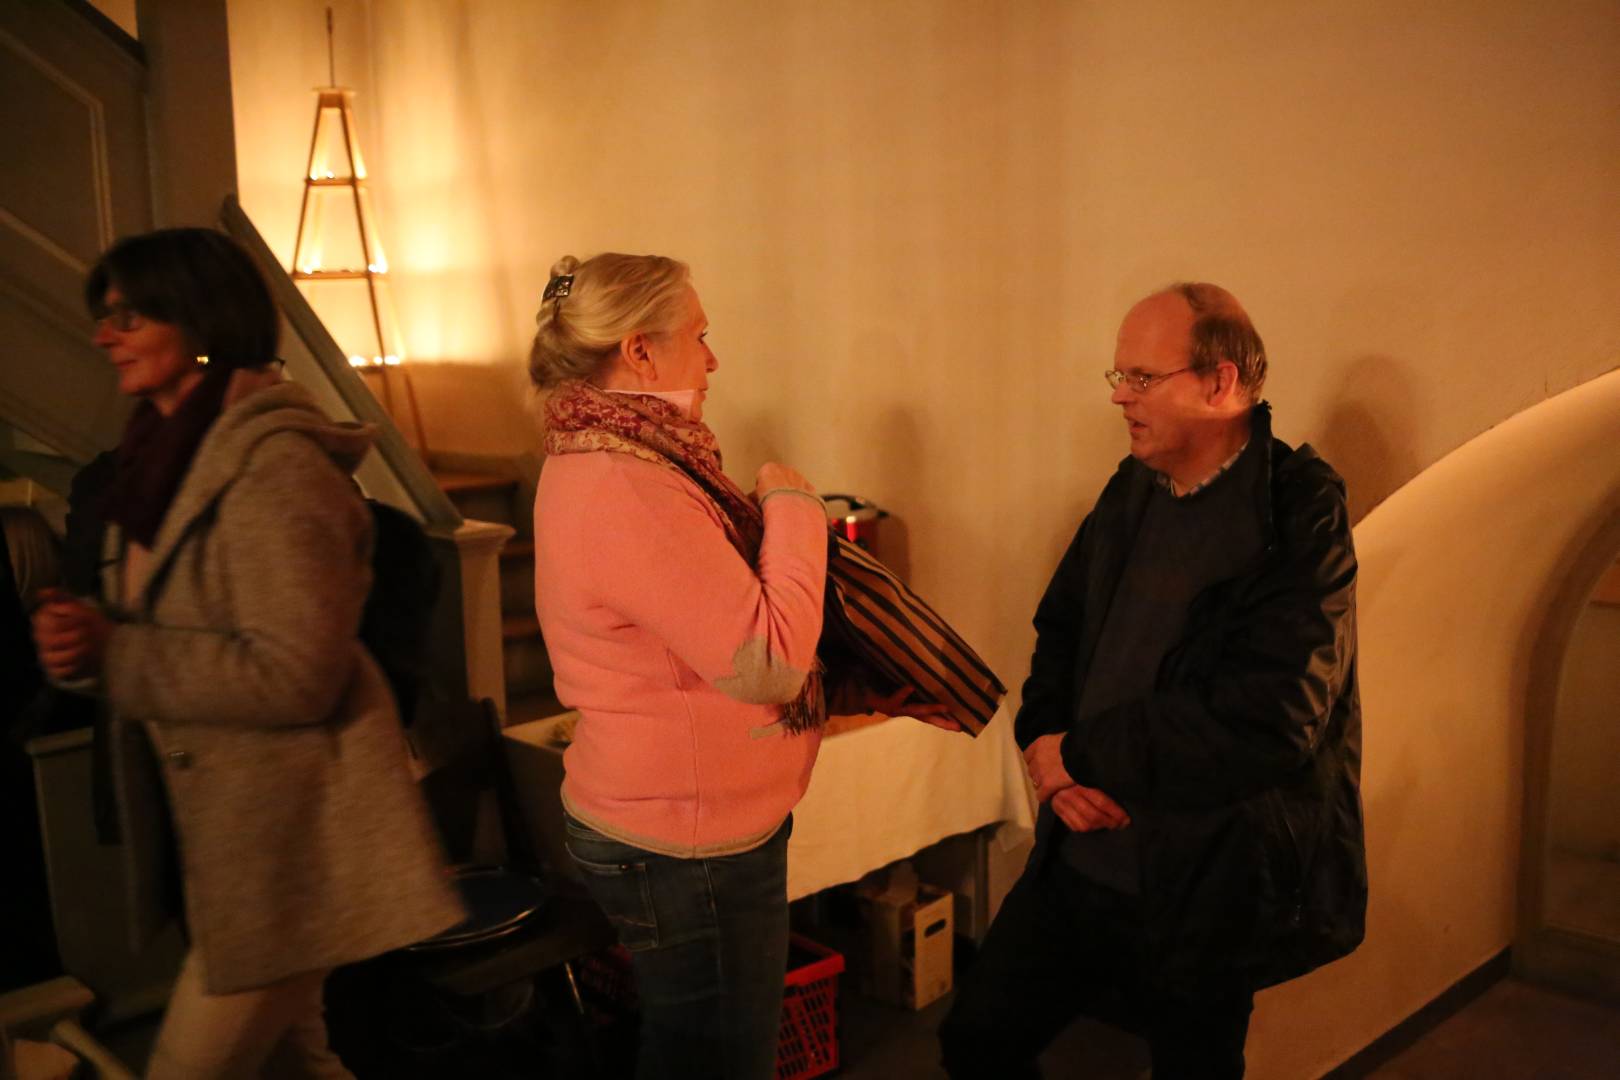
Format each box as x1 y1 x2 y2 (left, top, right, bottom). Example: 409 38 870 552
102 368 233 548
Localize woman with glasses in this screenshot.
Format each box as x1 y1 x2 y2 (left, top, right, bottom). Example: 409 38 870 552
31 228 459 1079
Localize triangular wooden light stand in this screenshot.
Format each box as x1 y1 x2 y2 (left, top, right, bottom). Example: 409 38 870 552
288 16 427 451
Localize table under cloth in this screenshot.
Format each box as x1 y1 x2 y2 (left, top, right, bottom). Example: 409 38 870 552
786 707 1035 900
501 706 1035 903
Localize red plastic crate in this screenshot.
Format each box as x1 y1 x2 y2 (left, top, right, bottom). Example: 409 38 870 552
574 944 638 1029
777 933 846 1080
576 932 846 1080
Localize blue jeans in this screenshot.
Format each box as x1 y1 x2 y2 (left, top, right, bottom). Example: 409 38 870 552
564 813 791 1080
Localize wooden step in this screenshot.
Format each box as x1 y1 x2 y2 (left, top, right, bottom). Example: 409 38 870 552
434 469 522 528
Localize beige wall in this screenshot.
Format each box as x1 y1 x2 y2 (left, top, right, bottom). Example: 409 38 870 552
228 0 1620 673
224 2 1620 1074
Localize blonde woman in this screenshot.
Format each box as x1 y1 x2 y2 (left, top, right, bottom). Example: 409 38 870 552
530 253 839 1079
530 251 991 1079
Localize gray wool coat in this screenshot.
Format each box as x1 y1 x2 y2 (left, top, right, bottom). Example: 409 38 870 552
100 379 462 994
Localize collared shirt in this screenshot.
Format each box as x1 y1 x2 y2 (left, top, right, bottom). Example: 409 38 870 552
1157 439 1251 499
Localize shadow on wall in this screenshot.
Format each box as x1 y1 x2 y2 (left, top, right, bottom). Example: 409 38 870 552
1316 353 1423 524
859 402 927 584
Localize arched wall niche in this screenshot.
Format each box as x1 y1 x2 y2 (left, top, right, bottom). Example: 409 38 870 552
1245 366 1620 1078
1517 488 1620 1001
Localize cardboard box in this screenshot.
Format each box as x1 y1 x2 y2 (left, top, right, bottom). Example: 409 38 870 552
857 876 955 1010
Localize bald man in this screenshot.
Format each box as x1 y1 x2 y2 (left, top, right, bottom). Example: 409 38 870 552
940 285 1366 1079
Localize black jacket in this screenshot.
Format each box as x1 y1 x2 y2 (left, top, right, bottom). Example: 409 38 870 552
1017 404 1366 992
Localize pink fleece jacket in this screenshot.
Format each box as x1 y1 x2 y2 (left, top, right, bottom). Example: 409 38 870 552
533 451 829 856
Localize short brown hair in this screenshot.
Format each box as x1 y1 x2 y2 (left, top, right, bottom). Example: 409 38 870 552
1173 282 1267 399
84 228 279 371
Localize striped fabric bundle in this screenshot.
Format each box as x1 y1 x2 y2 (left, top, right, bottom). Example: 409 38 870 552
821 535 1006 737
542 381 1005 735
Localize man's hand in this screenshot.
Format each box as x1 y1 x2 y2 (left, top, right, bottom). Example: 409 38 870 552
1050 784 1131 832
1023 732 1079 802
31 588 113 681
1024 732 1131 831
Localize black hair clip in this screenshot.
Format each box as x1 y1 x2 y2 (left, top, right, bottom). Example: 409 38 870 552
543 274 574 302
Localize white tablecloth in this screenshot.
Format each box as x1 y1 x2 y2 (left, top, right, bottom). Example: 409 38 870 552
503 707 1035 902
786 708 1035 900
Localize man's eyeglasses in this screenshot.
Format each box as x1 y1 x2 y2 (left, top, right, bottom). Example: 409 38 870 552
1104 367 1192 393
93 302 144 333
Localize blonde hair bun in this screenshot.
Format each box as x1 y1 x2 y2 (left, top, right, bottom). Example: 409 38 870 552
528 252 691 390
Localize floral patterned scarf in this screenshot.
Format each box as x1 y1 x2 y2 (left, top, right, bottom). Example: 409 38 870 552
543 380 826 732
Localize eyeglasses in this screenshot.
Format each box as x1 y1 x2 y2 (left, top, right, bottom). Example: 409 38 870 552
1104 367 1192 393
93 302 145 333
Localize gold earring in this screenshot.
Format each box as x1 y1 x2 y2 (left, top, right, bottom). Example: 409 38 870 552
196 355 210 366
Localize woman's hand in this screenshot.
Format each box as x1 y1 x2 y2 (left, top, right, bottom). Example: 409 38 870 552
31 588 113 681
754 462 816 500
865 685 963 733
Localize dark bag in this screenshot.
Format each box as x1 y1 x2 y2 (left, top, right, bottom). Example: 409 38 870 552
359 501 440 727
